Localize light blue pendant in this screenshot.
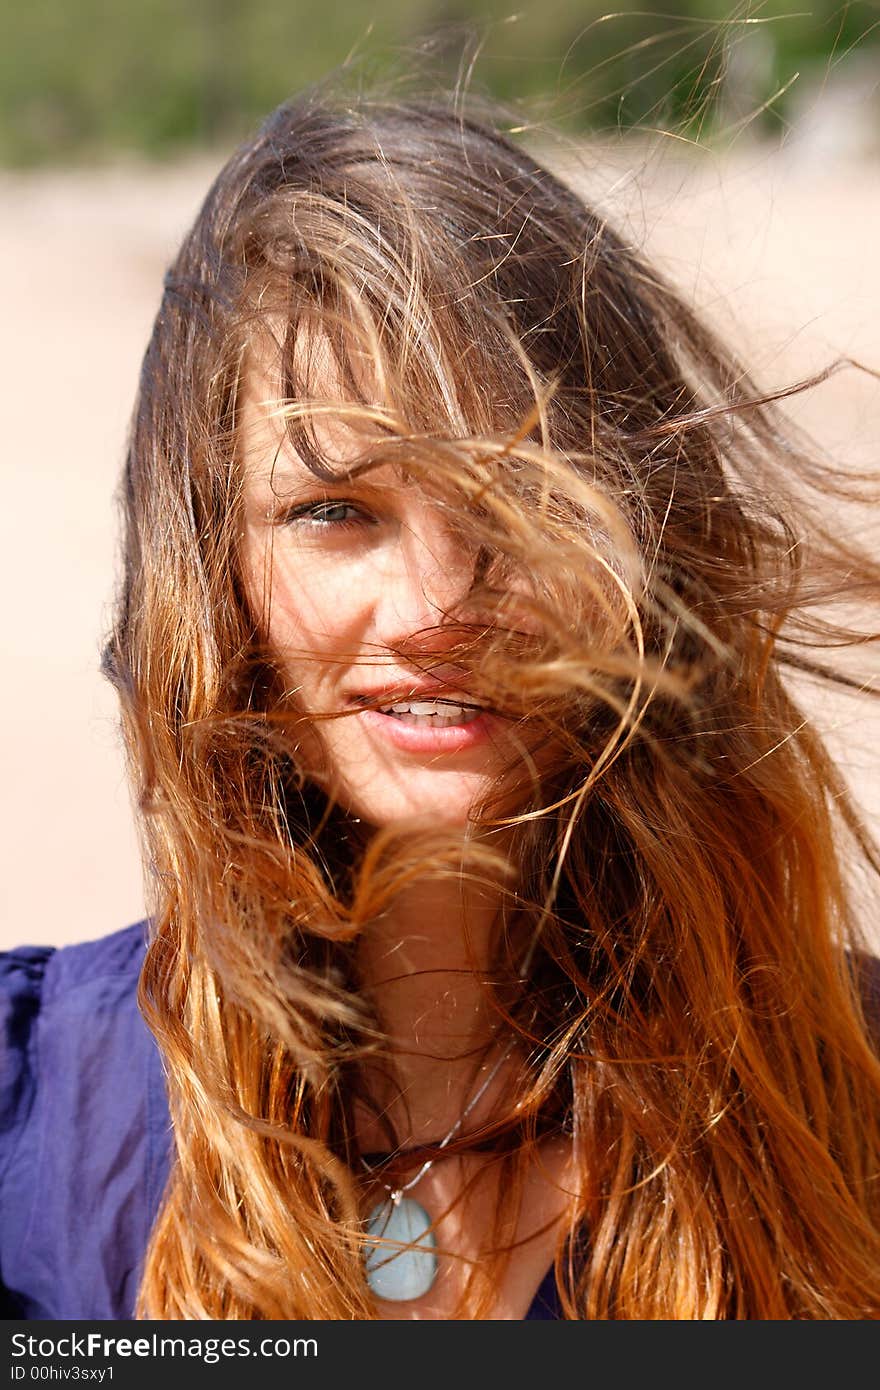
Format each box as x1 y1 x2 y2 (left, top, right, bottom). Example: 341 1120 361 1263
364 1197 438 1301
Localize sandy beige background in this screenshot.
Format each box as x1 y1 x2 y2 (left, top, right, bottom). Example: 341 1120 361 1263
2 133 879 952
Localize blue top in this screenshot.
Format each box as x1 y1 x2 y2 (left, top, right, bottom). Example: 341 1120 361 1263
0 923 561 1321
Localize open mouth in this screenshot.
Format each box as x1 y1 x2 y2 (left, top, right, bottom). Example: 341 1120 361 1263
349 690 498 752
370 697 485 728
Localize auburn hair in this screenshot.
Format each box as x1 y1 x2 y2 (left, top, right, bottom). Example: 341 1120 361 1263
104 82 880 1318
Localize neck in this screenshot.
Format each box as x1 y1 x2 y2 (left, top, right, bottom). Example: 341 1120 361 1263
353 836 517 1151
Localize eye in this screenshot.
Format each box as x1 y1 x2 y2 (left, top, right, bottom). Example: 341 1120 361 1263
278 499 371 530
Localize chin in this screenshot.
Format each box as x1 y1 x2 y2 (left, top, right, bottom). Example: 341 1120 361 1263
361 802 473 833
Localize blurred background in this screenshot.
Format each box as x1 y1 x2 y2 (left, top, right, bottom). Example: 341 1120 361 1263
2 1 879 949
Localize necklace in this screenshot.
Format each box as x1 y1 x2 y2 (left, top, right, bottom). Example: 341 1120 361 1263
361 1038 516 1302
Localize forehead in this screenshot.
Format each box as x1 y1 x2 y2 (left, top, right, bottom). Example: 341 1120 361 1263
237 320 387 492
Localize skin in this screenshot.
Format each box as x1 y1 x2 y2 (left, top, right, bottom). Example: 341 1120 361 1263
238 360 522 832
238 342 577 1317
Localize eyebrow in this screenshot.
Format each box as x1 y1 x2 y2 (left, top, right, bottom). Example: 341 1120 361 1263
252 456 401 500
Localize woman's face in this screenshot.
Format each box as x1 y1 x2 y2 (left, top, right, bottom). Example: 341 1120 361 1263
238 349 529 831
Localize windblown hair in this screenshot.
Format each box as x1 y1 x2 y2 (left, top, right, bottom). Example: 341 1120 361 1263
105 83 880 1318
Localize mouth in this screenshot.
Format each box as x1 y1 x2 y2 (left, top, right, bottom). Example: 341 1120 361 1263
351 689 488 727
348 688 497 751
365 696 485 728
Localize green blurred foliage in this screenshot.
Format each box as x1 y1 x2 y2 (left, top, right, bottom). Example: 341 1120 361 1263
1 0 877 165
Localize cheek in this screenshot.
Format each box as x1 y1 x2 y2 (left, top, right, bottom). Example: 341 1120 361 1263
244 541 362 688
241 542 350 782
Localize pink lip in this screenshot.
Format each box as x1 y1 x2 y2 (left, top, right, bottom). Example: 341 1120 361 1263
355 707 500 754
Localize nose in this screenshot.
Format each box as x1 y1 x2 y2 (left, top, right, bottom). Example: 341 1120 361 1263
371 508 481 647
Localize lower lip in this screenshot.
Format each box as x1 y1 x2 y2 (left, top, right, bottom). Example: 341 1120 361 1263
354 707 500 753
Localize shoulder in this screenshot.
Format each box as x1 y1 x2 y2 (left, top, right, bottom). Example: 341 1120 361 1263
1 919 148 1005
35 918 149 994
0 922 149 1133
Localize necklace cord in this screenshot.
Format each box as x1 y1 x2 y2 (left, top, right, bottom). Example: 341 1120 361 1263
359 1037 518 1198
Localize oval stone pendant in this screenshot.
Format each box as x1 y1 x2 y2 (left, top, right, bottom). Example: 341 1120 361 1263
364 1197 438 1301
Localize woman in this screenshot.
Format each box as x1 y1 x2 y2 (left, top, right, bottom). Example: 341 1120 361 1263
2 85 880 1320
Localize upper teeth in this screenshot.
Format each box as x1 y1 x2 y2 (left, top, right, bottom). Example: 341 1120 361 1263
380 700 478 716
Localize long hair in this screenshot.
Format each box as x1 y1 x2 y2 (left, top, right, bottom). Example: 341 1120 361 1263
104 83 880 1318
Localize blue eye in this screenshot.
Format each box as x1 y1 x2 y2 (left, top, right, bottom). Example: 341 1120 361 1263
281 500 367 529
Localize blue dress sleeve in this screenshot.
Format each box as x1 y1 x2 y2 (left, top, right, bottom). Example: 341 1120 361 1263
0 925 172 1320
0 945 55 1315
